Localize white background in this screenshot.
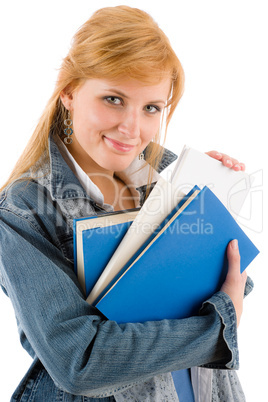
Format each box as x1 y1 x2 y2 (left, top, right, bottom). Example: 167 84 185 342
0 1 267 400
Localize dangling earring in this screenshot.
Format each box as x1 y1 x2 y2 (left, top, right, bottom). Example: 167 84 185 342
64 110 73 145
139 151 144 160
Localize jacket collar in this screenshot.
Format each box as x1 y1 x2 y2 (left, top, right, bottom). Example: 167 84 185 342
48 134 177 202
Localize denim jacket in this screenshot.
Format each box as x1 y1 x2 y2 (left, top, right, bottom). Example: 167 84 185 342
0 134 252 401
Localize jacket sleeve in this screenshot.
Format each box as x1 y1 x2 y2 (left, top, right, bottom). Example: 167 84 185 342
0 200 240 397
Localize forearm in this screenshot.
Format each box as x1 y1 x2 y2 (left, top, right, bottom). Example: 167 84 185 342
11 293 237 397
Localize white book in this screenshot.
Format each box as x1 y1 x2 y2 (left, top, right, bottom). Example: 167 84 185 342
170 145 251 217
87 145 251 305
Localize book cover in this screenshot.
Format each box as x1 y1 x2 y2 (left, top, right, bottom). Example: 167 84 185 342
73 208 139 296
82 220 134 297
95 187 259 323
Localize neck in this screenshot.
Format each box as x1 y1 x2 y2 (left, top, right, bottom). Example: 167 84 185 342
68 142 114 180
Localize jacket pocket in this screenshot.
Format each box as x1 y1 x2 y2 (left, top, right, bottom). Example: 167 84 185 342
11 359 45 401
11 359 63 402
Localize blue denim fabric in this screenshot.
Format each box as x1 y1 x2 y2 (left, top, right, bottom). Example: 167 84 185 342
0 134 251 401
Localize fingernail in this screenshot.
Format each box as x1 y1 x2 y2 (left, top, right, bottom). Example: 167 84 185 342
231 239 238 249
226 159 233 166
234 164 241 171
216 153 222 158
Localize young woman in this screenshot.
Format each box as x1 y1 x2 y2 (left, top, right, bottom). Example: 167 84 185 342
0 6 251 401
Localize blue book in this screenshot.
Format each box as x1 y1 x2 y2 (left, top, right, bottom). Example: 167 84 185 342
82 221 134 297
95 187 259 323
73 208 140 297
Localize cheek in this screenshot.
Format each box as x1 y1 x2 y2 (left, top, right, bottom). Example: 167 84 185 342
81 107 119 134
72 106 114 144
141 118 161 144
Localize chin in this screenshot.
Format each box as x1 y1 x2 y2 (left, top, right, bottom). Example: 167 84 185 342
101 155 136 172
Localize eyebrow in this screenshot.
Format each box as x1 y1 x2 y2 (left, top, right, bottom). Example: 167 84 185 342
103 88 167 105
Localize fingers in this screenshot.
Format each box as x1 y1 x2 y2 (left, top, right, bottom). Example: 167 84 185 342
205 150 246 171
226 239 241 274
221 240 247 327
226 240 247 282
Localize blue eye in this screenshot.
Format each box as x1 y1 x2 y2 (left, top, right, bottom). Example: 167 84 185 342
105 96 122 105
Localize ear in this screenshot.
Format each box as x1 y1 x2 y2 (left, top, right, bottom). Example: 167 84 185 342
60 86 74 110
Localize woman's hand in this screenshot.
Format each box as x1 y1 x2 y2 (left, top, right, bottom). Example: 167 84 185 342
220 240 247 327
206 151 246 172
207 151 247 325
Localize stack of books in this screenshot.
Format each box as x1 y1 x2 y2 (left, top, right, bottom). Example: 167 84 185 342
73 146 259 324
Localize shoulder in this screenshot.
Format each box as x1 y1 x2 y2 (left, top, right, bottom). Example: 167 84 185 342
0 178 67 240
0 178 50 218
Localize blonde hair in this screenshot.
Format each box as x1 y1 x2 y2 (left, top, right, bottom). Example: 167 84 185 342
2 6 184 191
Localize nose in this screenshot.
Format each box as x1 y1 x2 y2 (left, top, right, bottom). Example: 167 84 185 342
118 109 140 139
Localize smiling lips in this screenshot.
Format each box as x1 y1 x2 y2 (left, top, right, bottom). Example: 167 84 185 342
103 136 136 153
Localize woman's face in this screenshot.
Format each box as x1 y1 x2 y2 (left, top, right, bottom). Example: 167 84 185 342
61 77 171 174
